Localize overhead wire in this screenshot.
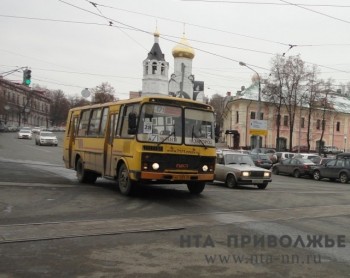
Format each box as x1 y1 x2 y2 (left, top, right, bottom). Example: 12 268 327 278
58 0 349 75
180 1 350 8
1 1 348 92
278 0 350 24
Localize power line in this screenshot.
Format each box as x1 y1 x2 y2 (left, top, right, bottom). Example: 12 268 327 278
279 0 350 24
180 1 350 8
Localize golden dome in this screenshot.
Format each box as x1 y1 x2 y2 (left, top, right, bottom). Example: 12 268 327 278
172 35 195 59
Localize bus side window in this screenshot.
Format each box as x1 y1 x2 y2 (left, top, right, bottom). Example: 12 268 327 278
120 104 139 137
99 107 109 136
88 108 102 136
77 110 91 137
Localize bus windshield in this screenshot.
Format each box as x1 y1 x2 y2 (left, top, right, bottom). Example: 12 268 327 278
184 108 215 147
137 103 182 144
136 103 215 147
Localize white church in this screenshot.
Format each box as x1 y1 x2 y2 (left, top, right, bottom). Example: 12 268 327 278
141 30 205 102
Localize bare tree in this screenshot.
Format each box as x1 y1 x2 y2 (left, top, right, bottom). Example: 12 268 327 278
264 55 310 150
317 79 334 154
209 93 225 142
67 95 90 108
48 90 70 126
262 62 285 151
91 82 116 104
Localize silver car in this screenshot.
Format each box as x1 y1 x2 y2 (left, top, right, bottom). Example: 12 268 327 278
215 150 272 189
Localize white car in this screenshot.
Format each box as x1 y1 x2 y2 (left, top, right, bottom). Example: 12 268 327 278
32 126 42 134
35 131 58 146
18 129 33 139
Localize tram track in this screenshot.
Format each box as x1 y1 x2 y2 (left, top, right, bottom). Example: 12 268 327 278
1 204 349 244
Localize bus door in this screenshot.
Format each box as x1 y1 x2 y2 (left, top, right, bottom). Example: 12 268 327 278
64 114 79 169
105 113 118 176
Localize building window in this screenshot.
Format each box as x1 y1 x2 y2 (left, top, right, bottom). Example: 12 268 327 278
259 112 264 120
336 121 340 132
283 115 288 126
250 111 256 119
316 119 321 130
236 111 239 123
301 117 305 128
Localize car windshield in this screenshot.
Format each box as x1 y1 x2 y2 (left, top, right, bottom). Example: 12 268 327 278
224 153 255 166
20 130 31 133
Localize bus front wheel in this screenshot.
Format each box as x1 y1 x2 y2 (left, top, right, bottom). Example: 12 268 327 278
76 158 97 184
187 182 205 194
118 164 135 196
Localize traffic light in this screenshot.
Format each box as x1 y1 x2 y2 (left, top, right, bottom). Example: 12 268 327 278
23 69 32 86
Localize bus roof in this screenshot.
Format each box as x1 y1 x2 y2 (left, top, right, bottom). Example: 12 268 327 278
69 95 214 112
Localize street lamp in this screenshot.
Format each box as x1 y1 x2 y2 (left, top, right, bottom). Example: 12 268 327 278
239 61 261 149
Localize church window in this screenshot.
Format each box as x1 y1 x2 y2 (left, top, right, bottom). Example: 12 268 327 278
152 62 157 74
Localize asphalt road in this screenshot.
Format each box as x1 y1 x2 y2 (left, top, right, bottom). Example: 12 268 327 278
0 132 350 277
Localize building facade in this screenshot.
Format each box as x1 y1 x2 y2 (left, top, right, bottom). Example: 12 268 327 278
222 82 350 152
0 78 51 128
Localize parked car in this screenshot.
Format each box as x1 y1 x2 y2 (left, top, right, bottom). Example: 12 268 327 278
311 157 334 166
322 146 342 155
35 131 58 146
215 150 272 189
18 129 33 139
336 153 350 159
251 148 278 164
312 158 350 183
276 152 295 162
249 153 273 169
294 153 321 162
272 157 316 178
291 145 309 153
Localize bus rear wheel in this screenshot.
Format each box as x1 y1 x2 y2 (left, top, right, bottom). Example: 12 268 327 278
76 158 97 184
187 182 205 194
118 164 135 196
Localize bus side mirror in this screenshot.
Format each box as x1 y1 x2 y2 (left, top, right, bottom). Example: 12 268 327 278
128 112 137 134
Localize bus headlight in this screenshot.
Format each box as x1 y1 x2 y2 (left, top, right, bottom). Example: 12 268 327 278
152 163 160 170
202 165 208 172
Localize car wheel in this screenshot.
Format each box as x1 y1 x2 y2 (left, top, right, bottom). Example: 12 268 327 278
339 173 348 184
118 163 136 195
293 170 301 178
226 174 237 188
76 158 97 184
257 183 268 189
187 182 205 194
313 170 321 181
272 167 279 175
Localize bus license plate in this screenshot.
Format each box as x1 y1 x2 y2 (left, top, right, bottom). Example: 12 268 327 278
174 175 191 180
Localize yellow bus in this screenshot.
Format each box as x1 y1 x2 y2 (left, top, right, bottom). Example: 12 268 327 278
63 95 216 195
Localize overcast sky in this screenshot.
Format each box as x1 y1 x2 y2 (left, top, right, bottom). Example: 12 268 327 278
1 0 349 100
